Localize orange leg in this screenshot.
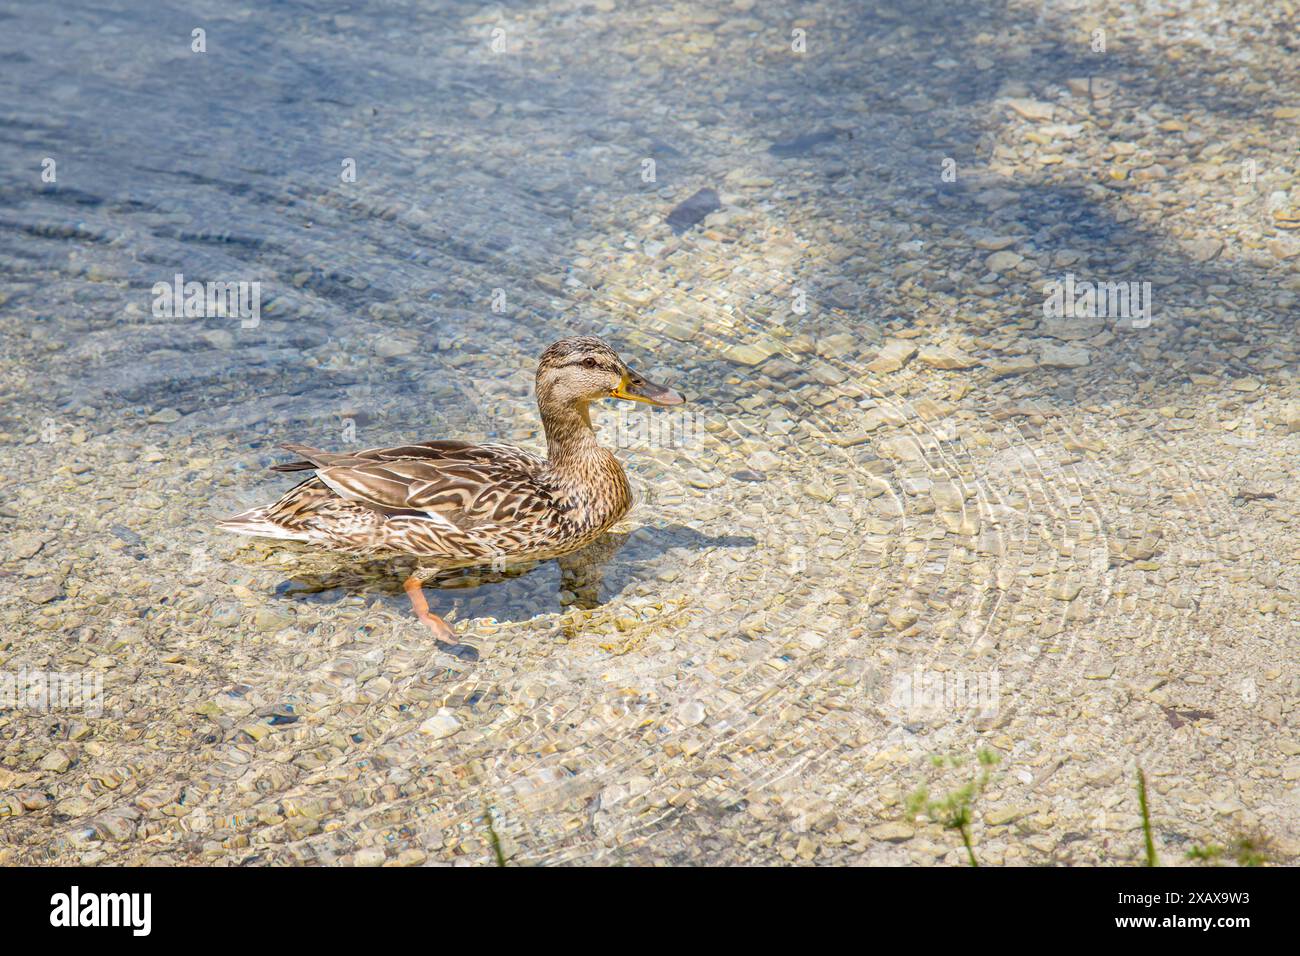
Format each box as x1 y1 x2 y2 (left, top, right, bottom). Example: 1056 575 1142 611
403 575 456 644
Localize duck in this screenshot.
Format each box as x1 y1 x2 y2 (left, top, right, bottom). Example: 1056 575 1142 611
217 336 685 646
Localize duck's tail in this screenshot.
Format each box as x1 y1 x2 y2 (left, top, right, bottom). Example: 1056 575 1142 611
215 507 311 541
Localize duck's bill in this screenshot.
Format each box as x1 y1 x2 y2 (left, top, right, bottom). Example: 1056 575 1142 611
611 369 685 406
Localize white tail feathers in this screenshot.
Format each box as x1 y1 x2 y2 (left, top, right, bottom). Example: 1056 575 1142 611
216 509 310 541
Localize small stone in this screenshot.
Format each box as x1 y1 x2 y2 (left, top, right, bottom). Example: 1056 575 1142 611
534 274 564 294
240 723 272 743
869 822 915 842
724 341 778 366
211 604 241 628
11 534 49 560
867 339 917 374
986 806 1033 826
930 482 965 510
918 346 978 369
1005 98 1055 121
686 469 724 489
26 584 63 605
419 710 462 740
93 810 140 842
679 701 706 727
375 338 414 358
1283 406 1300 434
1067 77 1114 98
803 482 836 502
986 356 1037 378
253 608 293 633
900 476 932 496
985 250 1023 273
1038 344 1090 368
1051 582 1083 601
877 436 924 462
795 835 818 860
39 750 72 773
147 408 181 424
1185 238 1224 263
887 606 920 631
1234 484 1277 502
814 333 857 359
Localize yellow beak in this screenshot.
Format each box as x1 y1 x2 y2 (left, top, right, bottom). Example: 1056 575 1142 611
610 368 685 406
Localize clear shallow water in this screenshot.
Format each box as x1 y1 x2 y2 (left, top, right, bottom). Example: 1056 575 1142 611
1 1 1296 865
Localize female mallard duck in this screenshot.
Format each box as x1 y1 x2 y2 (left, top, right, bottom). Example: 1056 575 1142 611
218 336 684 644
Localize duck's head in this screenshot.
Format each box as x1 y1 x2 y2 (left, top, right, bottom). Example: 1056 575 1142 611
536 336 685 410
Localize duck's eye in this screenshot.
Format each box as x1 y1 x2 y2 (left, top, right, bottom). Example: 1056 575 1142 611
582 357 599 369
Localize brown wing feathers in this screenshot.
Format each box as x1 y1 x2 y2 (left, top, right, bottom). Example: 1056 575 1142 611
264 440 553 531
269 443 343 472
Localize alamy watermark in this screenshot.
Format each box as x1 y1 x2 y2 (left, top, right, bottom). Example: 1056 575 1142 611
610 406 703 451
1043 273 1153 329
50 886 151 936
151 273 261 328
1 667 103 717
886 666 1001 719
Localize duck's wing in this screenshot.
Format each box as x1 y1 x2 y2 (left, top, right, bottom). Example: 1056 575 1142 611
270 440 495 472
270 441 556 531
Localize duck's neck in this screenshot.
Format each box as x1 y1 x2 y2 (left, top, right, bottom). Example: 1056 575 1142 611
540 397 631 528
541 398 604 471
